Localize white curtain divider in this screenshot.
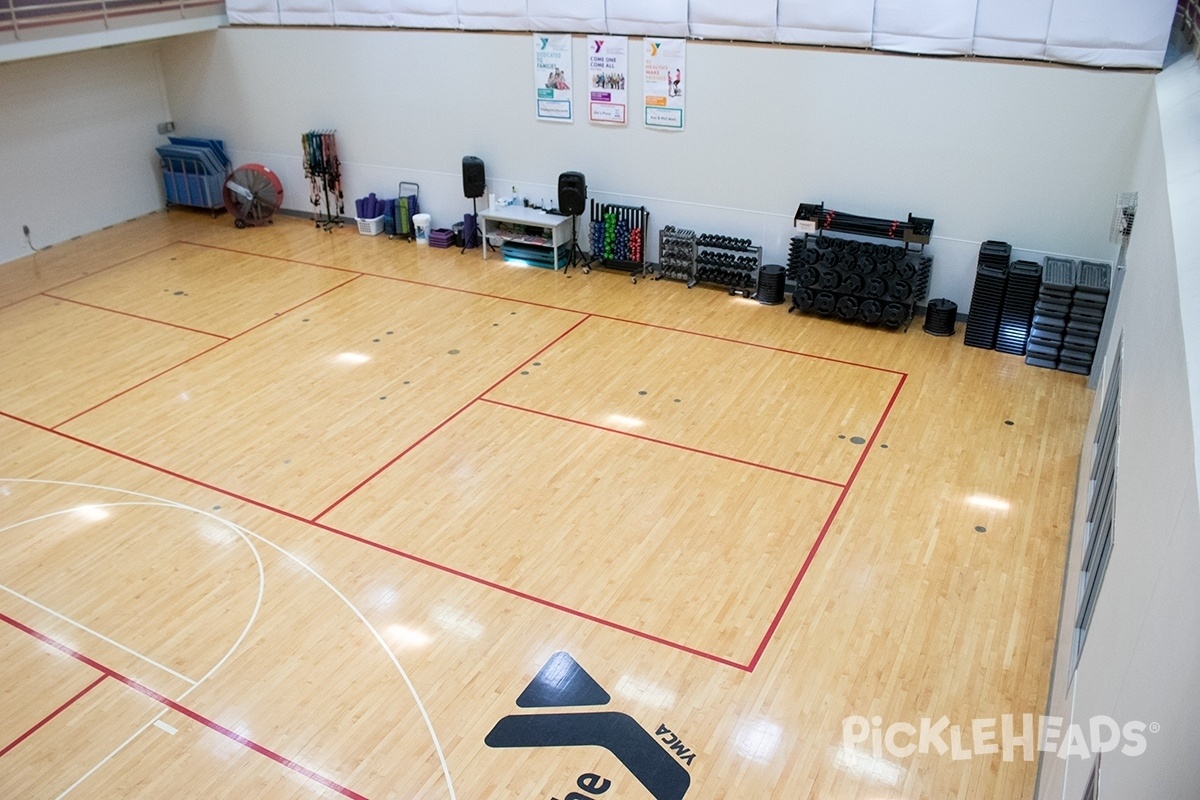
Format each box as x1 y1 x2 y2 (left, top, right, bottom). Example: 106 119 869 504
775 0 874 47
688 0 776 42
457 0 529 31
872 0 976 55
279 0 335 26
1045 0 1175 68
527 0 605 33
388 0 459 28
333 0 390 27
973 0 1052 60
228 0 282 25
606 0 689 37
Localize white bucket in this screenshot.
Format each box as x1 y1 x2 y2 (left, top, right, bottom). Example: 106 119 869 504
413 213 431 244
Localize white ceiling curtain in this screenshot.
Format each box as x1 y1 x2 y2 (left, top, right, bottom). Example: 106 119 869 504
973 0 1053 60
527 0 606 33
776 0 874 47
333 0 388 26
227 0 282 25
1045 0 1176 68
872 0 976 55
605 0 689 37
388 0 460 28
457 0 530 31
687 0 777 42
279 0 335 26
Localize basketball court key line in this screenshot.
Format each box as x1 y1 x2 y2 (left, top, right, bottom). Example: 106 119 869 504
0 674 107 759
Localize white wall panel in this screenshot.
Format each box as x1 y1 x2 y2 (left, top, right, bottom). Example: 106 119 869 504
872 0 976 55
527 0 604 32
227 0 281 26
776 0 873 47
605 0 688 37
279 0 334 26
973 0 1051 60
688 0 776 43
1045 0 1175 68
457 0 529 31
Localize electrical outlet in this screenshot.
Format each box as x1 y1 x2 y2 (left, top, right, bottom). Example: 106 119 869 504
157 121 175 135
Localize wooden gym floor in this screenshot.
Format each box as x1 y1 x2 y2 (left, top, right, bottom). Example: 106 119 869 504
0 211 1091 799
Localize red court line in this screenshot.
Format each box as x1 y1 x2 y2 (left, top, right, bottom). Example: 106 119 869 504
746 372 908 671
0 612 369 800
179 240 904 376
50 274 362 430
481 398 846 489
311 313 592 522
0 674 106 759
0 241 179 313
42 294 230 340
0 407 748 671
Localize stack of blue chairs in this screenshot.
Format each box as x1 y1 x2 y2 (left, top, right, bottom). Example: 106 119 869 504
155 137 231 214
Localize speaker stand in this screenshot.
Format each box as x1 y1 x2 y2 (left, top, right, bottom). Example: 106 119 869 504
564 213 590 274
461 197 479 254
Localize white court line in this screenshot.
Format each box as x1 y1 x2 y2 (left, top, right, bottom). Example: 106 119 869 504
0 582 198 686
2 478 456 800
153 720 178 735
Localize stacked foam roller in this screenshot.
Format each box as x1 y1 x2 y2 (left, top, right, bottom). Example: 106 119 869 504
1025 257 1075 369
963 241 1011 349
1060 261 1111 376
787 234 932 329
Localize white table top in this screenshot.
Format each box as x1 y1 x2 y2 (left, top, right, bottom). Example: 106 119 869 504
478 205 570 225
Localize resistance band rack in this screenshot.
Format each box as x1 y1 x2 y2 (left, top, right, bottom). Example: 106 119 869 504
302 129 344 231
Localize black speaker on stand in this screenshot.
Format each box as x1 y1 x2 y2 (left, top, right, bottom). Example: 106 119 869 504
462 156 485 252
558 171 588 272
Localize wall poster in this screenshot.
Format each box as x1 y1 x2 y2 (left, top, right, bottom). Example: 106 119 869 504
534 34 574 122
643 37 685 130
587 35 628 125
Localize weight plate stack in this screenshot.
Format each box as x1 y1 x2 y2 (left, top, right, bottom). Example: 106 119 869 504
922 298 957 336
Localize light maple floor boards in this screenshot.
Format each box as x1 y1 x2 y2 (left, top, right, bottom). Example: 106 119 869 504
0 210 1092 799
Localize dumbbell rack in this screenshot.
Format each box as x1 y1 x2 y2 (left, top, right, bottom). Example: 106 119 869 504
585 200 650 283
692 233 762 296
786 231 933 330
654 226 697 284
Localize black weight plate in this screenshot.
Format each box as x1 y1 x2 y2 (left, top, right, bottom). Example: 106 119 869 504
795 289 815 311
819 270 841 291
797 267 819 287
803 247 820 265
864 276 888 298
897 260 917 280
859 299 883 324
846 240 861 255
889 281 913 302
878 259 897 277
815 292 836 315
840 273 865 294
820 251 837 268
856 256 875 274
836 296 859 320
882 303 905 328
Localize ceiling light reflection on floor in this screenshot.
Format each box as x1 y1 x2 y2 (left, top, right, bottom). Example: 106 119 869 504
335 352 371 365
832 745 906 786
733 719 782 763
431 606 485 640
966 494 1011 511
386 624 431 649
605 414 645 429
613 675 676 710
72 505 110 522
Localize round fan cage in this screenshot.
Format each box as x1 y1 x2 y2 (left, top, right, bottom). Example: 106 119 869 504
223 164 284 228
